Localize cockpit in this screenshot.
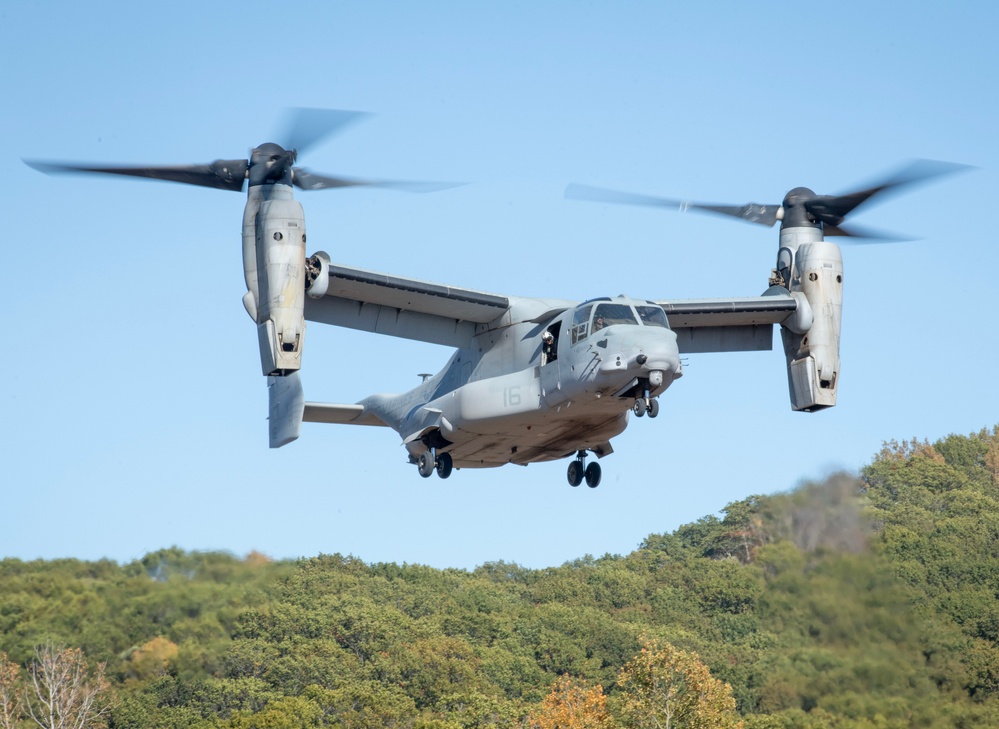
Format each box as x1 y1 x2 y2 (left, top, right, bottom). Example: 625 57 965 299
569 299 670 345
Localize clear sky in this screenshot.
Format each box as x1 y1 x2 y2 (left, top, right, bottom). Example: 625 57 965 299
2 1 996 570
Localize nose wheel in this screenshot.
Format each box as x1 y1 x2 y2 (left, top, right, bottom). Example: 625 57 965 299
567 451 602 488
417 450 453 479
633 389 660 418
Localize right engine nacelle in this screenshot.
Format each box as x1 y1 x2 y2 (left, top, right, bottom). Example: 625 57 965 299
777 228 843 412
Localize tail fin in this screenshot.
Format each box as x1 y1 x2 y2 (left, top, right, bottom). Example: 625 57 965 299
268 372 305 448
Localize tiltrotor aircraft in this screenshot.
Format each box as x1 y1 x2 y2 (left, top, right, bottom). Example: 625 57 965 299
27 110 965 488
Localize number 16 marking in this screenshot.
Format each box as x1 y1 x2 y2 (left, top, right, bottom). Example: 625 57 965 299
503 387 521 407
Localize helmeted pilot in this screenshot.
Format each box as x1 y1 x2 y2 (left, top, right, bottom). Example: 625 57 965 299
542 330 556 364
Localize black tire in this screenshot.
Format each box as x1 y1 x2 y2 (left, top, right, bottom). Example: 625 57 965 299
567 460 584 487
436 452 453 479
633 399 647 417
585 462 602 488
648 399 660 418
418 452 435 478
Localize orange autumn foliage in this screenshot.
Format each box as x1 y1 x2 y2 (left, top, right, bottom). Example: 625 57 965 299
530 675 615 729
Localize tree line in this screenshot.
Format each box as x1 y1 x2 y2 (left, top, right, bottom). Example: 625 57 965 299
1 426 998 728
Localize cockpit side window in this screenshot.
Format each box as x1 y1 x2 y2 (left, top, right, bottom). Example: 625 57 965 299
592 303 638 332
570 305 592 345
636 305 670 329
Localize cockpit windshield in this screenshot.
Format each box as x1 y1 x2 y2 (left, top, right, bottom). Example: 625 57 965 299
636 305 670 329
571 301 671 342
592 303 638 332
570 304 593 345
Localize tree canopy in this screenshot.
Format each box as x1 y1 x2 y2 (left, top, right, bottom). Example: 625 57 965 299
2 426 999 728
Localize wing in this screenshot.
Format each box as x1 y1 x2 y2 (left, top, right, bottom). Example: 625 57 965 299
657 291 800 353
304 263 802 353
304 264 513 347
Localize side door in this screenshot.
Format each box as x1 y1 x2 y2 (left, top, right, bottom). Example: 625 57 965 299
540 319 565 404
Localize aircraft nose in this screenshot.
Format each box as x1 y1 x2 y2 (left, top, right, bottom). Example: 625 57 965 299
594 328 681 381
633 333 682 381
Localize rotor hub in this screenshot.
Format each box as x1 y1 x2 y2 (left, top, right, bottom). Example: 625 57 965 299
249 143 297 187
780 187 820 230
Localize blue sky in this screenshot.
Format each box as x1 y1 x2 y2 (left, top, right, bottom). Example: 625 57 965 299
2 1 996 570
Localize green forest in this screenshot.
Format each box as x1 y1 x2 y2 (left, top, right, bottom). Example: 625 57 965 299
3 427 999 728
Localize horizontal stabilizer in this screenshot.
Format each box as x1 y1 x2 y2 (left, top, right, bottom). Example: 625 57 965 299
304 402 389 427
268 372 305 448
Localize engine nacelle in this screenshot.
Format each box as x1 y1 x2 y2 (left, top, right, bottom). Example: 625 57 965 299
305 250 331 299
241 185 307 375
776 227 843 412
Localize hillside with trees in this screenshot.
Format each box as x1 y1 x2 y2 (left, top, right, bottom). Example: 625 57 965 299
2 426 999 728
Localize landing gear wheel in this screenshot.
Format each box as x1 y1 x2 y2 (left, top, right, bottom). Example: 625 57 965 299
633 399 647 417
418 452 435 478
436 452 453 479
648 399 660 418
584 462 602 488
567 460 584 487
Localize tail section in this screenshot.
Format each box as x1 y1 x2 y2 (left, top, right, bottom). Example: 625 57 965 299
268 371 305 448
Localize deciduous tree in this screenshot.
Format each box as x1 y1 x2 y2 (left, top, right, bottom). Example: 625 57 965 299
126 637 179 683
530 675 614 729
24 644 115 729
0 652 23 729
617 638 741 729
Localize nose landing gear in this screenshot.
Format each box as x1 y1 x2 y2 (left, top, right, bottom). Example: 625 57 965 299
567 451 602 488
633 389 660 418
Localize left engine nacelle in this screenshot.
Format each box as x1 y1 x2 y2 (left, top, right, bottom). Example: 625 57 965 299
242 188 308 376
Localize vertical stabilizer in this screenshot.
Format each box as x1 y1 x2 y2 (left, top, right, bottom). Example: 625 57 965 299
268 371 305 448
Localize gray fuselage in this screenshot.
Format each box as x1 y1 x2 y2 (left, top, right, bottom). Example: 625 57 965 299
361 296 682 469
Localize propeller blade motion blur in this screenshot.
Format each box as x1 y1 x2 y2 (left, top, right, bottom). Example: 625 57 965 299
24 158 250 191
567 159 970 241
566 183 781 227
27 107 456 195
280 107 370 156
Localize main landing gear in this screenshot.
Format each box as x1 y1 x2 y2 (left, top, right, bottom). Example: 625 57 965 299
417 450 453 479
632 391 660 418
567 451 601 488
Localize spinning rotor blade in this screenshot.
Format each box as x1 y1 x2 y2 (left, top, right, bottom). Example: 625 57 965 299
293 168 461 193
801 159 971 228
821 222 909 242
565 183 780 226
280 108 370 156
24 158 249 191
565 183 685 208
567 159 969 239
284 109 463 193
26 108 460 195
687 202 781 227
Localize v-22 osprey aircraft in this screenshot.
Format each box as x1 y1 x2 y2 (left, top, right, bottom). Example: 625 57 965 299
27 110 965 488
